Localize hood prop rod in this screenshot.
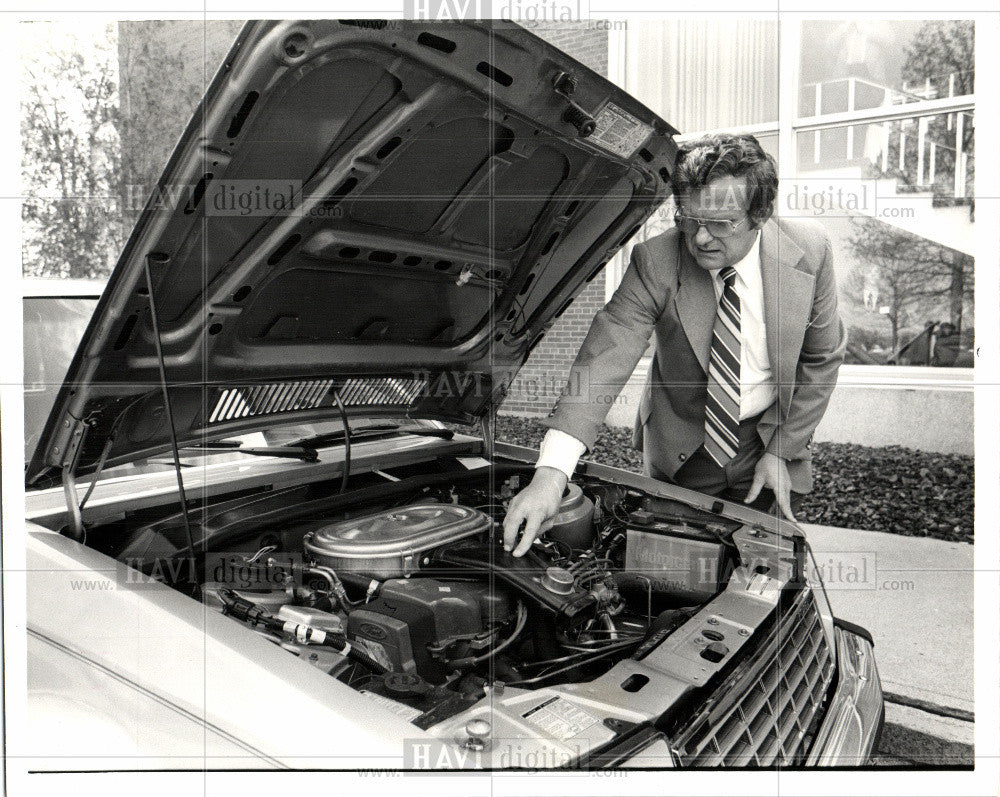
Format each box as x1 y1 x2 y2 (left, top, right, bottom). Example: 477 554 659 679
143 252 198 582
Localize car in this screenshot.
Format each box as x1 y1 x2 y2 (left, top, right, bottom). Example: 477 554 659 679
21 19 882 770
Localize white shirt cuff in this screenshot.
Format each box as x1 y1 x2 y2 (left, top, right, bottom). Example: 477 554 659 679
535 428 587 480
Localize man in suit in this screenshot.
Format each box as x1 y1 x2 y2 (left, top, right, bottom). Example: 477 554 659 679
503 133 846 557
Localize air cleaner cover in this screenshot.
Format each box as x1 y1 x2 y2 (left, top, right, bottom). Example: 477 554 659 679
303 503 490 579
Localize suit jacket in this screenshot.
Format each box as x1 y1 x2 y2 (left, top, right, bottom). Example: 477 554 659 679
542 217 847 494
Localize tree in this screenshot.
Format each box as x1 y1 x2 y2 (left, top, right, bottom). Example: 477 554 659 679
902 21 974 102
115 21 211 229
21 21 244 278
116 21 245 227
21 23 124 278
902 21 974 197
847 216 973 350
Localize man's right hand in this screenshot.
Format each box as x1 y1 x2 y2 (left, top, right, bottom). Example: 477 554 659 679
502 466 568 557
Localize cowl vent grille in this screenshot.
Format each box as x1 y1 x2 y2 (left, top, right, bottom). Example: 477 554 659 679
337 376 427 407
207 376 427 424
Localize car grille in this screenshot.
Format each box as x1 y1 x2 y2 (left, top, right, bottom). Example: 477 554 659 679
672 588 835 767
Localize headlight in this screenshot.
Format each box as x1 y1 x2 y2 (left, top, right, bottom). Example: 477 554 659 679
803 544 837 655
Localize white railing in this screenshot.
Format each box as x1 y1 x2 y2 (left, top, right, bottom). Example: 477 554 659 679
802 71 972 111
797 74 974 199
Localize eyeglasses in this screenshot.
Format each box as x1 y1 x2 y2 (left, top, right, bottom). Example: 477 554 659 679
673 211 750 239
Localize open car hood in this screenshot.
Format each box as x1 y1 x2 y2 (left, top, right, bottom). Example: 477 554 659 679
28 19 676 486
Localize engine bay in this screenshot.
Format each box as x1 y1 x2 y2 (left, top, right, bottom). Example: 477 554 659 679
95 461 802 739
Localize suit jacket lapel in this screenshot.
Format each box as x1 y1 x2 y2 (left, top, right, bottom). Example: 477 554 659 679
760 219 814 414
673 240 717 373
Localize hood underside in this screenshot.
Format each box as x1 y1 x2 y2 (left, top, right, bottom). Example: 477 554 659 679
28 19 676 485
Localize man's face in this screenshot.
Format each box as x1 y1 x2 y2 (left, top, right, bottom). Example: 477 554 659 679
677 175 762 272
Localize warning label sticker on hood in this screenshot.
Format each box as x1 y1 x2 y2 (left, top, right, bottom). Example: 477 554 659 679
589 102 654 158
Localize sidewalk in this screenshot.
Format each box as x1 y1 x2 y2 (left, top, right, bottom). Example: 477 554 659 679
800 523 974 746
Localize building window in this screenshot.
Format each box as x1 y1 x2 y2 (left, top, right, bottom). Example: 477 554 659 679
624 20 778 133
616 18 975 367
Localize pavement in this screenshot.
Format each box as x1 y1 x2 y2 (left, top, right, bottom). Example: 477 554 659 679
800 523 975 764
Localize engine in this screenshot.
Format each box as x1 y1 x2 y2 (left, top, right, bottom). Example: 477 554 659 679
115 467 743 727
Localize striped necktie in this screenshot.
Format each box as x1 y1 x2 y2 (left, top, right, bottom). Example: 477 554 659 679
704 266 741 467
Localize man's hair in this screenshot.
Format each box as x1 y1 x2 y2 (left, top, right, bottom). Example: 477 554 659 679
671 133 778 227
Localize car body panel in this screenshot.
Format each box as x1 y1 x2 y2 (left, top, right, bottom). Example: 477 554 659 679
27 431 480 529
26 631 274 770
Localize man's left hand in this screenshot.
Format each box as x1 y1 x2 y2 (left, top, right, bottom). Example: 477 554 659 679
745 452 796 520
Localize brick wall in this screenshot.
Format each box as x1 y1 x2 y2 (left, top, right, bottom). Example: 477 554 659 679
527 21 609 75
498 22 611 417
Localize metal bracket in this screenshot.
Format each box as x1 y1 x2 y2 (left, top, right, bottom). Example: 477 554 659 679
552 71 596 138
61 465 85 541
59 418 90 541
480 411 495 461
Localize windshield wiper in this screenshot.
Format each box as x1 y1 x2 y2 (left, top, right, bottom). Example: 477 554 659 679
177 423 452 462
287 423 454 449
182 442 319 462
